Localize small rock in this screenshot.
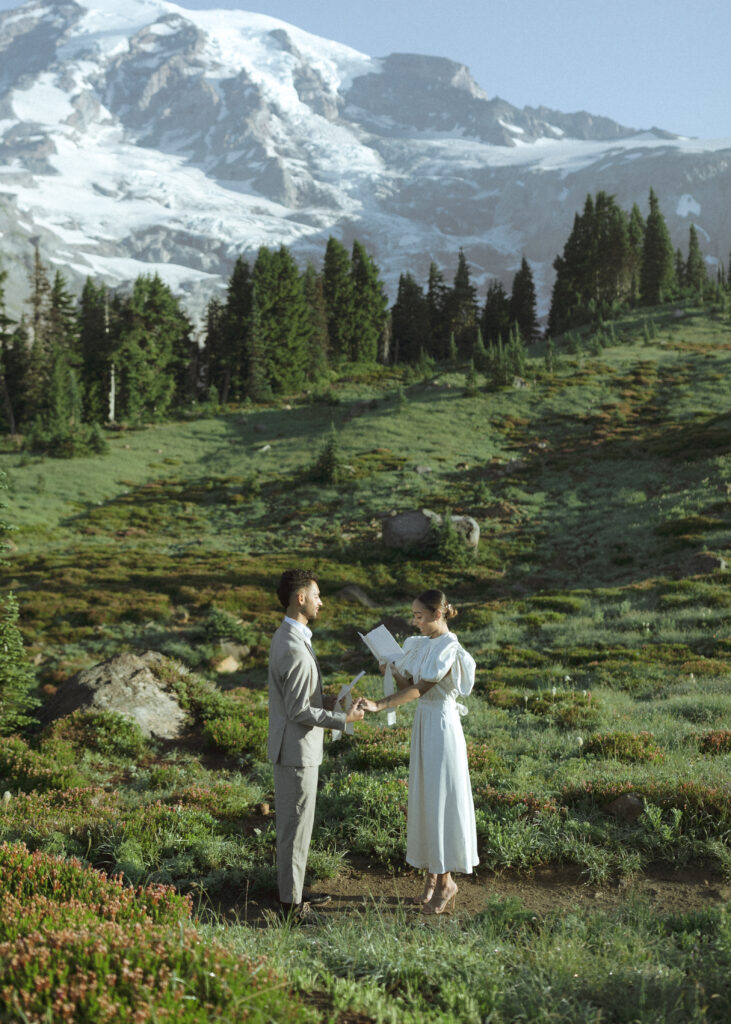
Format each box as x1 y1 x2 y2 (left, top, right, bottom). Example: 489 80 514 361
214 655 240 674
684 552 727 575
259 802 270 816
1 792 11 806
605 793 644 821
219 640 250 661
258 444 271 453
336 584 378 609
415 465 433 475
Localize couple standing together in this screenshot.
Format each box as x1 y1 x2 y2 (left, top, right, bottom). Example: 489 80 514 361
268 568 478 919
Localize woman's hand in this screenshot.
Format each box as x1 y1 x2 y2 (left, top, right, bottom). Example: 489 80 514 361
356 697 380 713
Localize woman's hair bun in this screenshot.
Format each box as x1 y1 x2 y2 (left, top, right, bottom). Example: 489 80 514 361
445 603 458 620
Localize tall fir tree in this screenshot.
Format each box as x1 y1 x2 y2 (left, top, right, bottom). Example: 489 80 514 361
626 203 646 304
391 272 431 364
250 245 311 395
639 188 676 305
23 246 53 424
447 249 478 354
301 262 329 379
0 263 18 433
322 236 355 363
508 257 539 343
481 279 511 346
115 274 191 422
426 261 450 359
214 256 253 403
350 240 388 363
77 277 114 424
685 224 707 294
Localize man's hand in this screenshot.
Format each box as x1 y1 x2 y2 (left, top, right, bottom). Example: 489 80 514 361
345 705 365 723
322 693 338 711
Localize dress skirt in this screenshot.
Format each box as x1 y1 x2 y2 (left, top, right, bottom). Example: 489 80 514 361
406 698 479 875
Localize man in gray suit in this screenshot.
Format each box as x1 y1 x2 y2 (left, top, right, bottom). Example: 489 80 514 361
268 568 364 918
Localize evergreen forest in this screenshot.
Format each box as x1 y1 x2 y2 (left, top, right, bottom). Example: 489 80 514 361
1 188 727 457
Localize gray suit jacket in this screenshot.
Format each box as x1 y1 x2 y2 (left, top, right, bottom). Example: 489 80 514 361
267 620 347 766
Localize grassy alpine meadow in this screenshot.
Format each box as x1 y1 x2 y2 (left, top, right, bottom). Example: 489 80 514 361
0 306 729 1022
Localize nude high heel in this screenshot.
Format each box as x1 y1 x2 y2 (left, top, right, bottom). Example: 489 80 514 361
422 883 458 915
412 874 436 905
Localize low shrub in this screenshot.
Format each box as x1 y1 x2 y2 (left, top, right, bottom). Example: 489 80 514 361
697 729 731 755
44 709 148 759
345 724 411 769
582 730 664 763
202 711 268 762
0 736 86 793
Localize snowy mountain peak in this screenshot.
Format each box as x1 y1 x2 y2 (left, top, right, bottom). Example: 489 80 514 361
0 0 729 320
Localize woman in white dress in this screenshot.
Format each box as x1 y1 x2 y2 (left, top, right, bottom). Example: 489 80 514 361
361 589 478 914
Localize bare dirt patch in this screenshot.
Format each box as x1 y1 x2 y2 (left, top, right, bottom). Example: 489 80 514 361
223 859 731 926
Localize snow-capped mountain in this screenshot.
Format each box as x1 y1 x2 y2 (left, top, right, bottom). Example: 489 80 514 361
0 0 729 321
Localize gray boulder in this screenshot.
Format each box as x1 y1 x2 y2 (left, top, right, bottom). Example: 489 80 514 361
684 552 727 575
381 508 480 550
336 584 379 609
40 651 189 740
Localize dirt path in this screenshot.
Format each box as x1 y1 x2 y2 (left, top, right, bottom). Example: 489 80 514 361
223 860 731 926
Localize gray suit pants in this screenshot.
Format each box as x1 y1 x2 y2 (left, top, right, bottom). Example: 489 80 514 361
273 763 318 904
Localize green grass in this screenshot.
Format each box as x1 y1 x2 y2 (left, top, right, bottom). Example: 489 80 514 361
1 308 729 1021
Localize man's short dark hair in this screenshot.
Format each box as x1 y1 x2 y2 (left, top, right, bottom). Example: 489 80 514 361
276 568 318 609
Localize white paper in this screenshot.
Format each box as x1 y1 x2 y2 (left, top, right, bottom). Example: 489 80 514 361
358 625 402 663
383 664 397 727
359 626 402 726
331 670 365 741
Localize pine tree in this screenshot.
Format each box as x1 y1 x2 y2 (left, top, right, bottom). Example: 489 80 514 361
310 422 343 484
301 263 329 380
464 359 479 397
47 271 79 361
216 256 253 403
595 193 630 309
481 279 511 345
115 274 191 422
322 236 355 363
426 261 450 359
78 278 114 424
23 246 53 423
1 319 30 432
509 257 539 343
627 203 645 304
251 245 311 395
0 264 18 434
391 272 431 364
685 224 707 295
472 326 490 372
350 241 388 363
640 188 676 305
447 249 478 354
544 336 555 373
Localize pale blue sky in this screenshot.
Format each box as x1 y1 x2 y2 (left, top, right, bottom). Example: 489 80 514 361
1 0 729 137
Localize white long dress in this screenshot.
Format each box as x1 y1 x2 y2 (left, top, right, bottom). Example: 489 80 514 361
394 632 479 875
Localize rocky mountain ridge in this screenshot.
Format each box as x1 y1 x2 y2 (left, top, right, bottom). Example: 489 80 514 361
0 0 729 321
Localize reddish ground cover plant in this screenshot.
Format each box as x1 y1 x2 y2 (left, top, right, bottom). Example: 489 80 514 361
0 843 314 1023
697 729 731 755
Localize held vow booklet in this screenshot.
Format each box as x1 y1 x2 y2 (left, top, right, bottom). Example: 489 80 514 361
358 625 402 726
